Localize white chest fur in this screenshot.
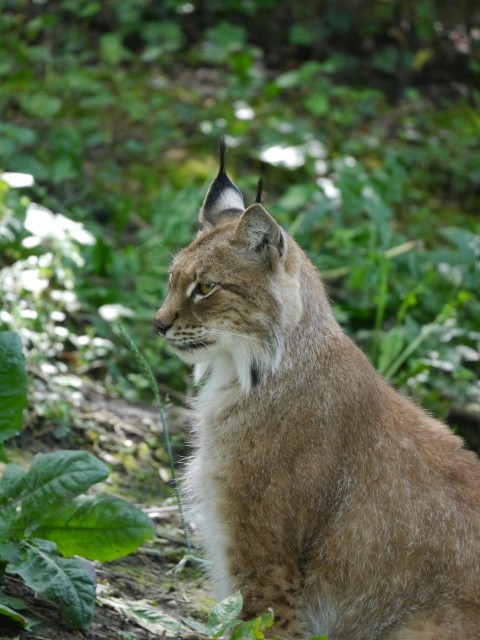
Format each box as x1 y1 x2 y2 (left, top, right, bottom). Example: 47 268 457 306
183 428 233 599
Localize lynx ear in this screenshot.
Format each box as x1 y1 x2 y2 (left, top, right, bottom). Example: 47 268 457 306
235 203 285 261
199 138 245 229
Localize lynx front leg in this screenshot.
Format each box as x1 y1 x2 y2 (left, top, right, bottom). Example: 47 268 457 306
230 556 308 639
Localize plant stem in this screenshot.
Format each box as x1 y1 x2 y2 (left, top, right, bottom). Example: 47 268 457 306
383 322 436 380
115 324 192 554
383 299 455 380
372 257 390 366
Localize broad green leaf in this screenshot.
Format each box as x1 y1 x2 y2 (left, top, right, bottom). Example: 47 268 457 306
5 540 95 630
0 463 27 504
0 331 27 443
0 541 22 564
97 595 184 637
20 451 109 521
0 504 22 540
208 591 243 629
30 494 154 561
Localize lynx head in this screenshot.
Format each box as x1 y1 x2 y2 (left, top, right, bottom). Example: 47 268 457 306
154 140 303 393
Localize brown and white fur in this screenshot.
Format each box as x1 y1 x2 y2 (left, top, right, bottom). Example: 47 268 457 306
154 140 480 639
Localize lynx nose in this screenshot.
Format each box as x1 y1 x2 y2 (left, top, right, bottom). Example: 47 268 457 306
153 308 178 335
153 316 170 335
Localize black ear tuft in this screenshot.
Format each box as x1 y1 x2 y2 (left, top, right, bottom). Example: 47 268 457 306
199 138 245 229
219 136 227 174
255 176 264 204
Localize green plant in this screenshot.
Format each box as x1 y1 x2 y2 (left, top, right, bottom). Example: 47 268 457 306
0 331 155 630
183 591 274 639
183 592 327 640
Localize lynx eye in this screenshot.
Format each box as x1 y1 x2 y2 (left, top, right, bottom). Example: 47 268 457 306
192 282 217 298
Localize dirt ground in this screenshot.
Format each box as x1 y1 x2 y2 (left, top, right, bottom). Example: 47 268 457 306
2 543 211 639
1 386 213 640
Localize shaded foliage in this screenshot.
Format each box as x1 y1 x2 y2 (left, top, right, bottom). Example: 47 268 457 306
0 2 479 450
0 331 154 630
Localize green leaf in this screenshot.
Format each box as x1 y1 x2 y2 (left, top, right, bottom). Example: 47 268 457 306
0 541 22 565
202 22 246 62
304 92 329 117
0 463 27 504
97 595 185 637
4 540 95 630
275 61 321 88
100 33 130 65
0 588 36 630
30 494 154 561
20 92 63 118
51 155 79 183
289 24 314 46
377 327 405 376
439 227 480 264
0 601 28 628
230 610 274 640
182 592 244 639
0 331 27 443
208 591 243 631
0 466 28 540
412 48 434 71
181 615 212 637
20 451 109 521
140 21 183 59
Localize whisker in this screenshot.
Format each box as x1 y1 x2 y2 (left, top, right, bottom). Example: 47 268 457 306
205 328 279 351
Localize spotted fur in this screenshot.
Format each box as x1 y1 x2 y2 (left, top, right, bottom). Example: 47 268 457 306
154 143 480 639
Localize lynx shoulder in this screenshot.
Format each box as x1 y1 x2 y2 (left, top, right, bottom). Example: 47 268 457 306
154 141 480 640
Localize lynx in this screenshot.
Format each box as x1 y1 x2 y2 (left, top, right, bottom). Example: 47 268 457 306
154 140 480 639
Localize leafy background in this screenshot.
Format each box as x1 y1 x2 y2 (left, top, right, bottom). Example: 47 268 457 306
1 0 478 446
0 0 479 634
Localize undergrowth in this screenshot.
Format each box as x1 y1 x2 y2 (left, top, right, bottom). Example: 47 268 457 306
0 331 154 631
